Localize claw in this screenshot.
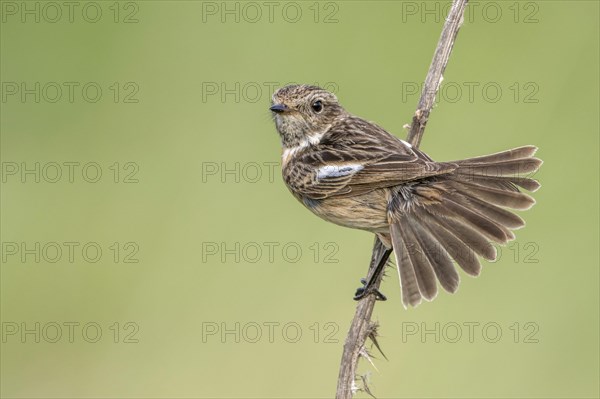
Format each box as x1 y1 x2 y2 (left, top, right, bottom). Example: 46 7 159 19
352 242 393 302
354 279 387 301
354 286 366 300
373 289 387 301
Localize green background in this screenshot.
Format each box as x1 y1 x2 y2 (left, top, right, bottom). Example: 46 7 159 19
1 1 598 398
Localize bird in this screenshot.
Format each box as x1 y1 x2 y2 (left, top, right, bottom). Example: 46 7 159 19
269 84 542 308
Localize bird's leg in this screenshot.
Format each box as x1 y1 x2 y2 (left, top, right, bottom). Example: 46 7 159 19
354 238 393 301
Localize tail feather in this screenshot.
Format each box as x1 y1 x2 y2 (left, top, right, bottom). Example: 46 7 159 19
452 145 537 165
434 214 498 261
395 218 438 301
409 218 460 293
388 145 541 307
416 184 515 243
452 179 536 210
456 157 542 177
464 175 541 193
447 183 526 229
441 197 512 243
507 176 541 192
415 208 482 276
421 195 499 259
390 223 422 308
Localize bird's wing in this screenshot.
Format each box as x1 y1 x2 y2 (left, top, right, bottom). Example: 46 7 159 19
283 117 456 199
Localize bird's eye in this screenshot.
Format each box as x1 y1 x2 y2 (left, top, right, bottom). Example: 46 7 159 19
311 100 323 113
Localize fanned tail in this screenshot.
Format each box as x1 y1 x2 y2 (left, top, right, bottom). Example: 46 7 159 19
390 145 542 308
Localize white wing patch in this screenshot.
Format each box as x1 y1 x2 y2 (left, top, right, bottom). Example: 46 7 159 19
400 139 412 148
316 164 364 180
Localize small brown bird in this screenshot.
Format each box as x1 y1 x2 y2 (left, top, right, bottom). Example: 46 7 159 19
270 84 542 308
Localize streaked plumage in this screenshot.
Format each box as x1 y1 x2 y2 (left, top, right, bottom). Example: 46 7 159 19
270 84 542 308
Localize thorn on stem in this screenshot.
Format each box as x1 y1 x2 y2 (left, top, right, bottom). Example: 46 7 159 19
367 322 388 361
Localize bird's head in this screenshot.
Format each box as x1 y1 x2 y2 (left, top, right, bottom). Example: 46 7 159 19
270 85 345 148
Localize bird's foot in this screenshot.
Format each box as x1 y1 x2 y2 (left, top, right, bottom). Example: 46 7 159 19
354 278 387 301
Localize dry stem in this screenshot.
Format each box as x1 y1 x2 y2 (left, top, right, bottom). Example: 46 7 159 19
335 1 469 397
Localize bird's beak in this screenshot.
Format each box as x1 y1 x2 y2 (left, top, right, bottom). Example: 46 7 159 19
270 103 289 113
